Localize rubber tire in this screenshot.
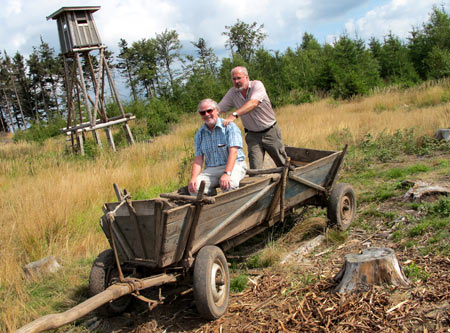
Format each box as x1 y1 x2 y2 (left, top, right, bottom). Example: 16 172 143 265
327 183 356 231
89 249 132 316
193 246 230 320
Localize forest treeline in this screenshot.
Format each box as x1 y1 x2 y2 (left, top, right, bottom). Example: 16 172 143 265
0 6 449 142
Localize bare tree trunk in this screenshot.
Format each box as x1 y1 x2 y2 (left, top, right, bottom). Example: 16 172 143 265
49 75 61 117
12 80 26 128
0 111 6 131
2 88 15 132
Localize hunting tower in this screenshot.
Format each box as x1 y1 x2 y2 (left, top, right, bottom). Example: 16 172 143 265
47 6 135 154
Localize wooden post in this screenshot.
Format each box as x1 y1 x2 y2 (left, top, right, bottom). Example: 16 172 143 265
123 122 135 145
183 181 206 266
16 273 179 333
75 52 93 126
105 127 116 152
104 60 126 117
280 157 291 223
77 131 85 156
92 130 102 149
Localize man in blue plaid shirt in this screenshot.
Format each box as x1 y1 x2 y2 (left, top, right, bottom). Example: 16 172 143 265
188 98 247 195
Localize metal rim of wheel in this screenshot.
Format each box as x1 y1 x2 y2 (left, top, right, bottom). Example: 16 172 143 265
340 194 353 225
210 260 226 305
327 183 356 231
193 245 230 320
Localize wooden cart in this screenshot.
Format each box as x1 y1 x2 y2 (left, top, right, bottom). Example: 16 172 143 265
18 145 356 333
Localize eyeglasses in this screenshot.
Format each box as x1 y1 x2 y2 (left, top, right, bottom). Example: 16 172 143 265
199 108 214 116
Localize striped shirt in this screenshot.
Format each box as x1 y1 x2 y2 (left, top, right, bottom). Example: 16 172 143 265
194 118 245 167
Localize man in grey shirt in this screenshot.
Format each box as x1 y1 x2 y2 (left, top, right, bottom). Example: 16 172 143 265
220 66 287 170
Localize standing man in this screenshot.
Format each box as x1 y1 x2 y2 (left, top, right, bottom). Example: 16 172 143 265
220 66 288 170
188 98 247 196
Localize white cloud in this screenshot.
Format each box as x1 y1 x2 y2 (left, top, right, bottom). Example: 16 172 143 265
5 0 22 16
343 0 440 41
0 0 446 58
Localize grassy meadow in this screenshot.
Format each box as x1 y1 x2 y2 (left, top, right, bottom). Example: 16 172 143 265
1 80 449 330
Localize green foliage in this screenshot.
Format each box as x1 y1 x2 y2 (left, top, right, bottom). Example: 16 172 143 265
13 118 65 144
82 138 100 159
357 129 433 163
403 262 429 282
409 6 450 79
323 35 381 99
274 89 316 106
146 98 180 137
299 273 318 286
177 144 194 184
383 163 430 180
111 98 181 140
370 33 419 86
247 254 272 269
325 229 348 245
392 198 450 255
428 197 450 217
230 273 248 292
223 19 267 62
4 6 450 136
133 182 179 200
326 128 353 150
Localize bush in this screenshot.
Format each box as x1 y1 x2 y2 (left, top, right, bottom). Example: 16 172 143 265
145 98 180 137
230 273 248 292
13 118 66 144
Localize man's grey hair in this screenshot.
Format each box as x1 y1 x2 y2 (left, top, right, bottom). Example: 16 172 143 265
197 98 220 113
231 66 248 77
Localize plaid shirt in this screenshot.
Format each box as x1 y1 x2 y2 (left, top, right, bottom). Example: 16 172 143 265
194 118 245 167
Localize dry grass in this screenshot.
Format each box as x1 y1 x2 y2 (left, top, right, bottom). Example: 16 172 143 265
1 80 449 330
280 82 450 149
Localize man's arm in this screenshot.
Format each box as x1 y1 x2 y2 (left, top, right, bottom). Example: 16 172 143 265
219 147 238 191
222 99 259 126
188 155 204 194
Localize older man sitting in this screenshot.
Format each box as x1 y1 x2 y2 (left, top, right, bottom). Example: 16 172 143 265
188 98 247 196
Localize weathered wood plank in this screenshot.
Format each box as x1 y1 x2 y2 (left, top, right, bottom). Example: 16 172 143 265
285 146 335 163
106 200 156 217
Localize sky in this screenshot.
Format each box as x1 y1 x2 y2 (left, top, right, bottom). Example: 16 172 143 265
1 0 448 61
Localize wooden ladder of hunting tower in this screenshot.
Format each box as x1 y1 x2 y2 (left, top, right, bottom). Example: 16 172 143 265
47 6 135 155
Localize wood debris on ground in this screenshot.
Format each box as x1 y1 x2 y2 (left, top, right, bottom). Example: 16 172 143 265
193 252 449 332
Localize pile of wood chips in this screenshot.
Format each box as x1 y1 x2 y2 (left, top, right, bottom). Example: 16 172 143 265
198 253 449 332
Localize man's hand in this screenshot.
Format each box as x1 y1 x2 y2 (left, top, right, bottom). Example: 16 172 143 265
188 178 198 194
219 173 231 191
222 114 236 126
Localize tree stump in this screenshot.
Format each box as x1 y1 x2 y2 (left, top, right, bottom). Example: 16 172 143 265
333 247 408 293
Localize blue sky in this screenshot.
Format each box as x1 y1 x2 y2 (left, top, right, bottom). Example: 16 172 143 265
1 0 447 60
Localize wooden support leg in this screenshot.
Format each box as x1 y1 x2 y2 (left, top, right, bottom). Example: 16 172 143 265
105 127 116 152
77 132 85 156
92 130 103 149
123 122 135 145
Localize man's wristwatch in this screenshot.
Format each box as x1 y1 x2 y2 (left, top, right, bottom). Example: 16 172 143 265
232 111 239 118
224 171 232 176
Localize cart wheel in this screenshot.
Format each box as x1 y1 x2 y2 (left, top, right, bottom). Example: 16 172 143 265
89 249 132 316
193 246 230 320
327 183 356 231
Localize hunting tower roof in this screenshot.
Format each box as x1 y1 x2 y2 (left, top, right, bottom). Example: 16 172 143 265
47 6 100 20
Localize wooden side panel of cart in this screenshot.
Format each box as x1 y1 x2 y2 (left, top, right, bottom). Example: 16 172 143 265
101 146 345 269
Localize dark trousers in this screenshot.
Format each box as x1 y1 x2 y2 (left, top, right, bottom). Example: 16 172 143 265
245 123 287 169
